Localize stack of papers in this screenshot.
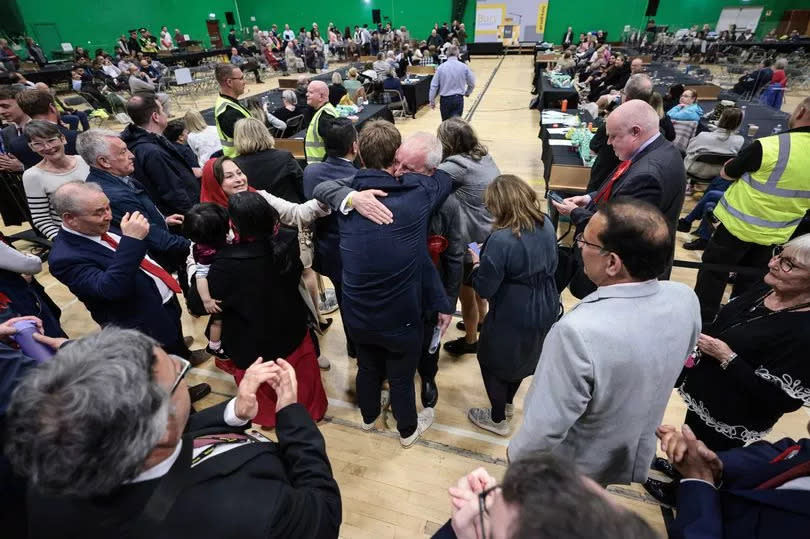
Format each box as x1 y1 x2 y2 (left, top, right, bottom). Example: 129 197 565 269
541 111 581 127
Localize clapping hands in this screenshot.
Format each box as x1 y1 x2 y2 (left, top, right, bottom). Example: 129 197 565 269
234 357 299 421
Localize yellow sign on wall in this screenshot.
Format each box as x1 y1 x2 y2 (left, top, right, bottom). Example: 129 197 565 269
536 1 548 34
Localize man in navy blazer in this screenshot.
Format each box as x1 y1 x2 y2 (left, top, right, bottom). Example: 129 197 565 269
658 422 810 538
47 181 208 369
77 129 190 273
311 121 454 448
302 118 359 357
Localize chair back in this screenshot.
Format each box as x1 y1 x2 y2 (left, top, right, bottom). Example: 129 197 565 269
671 119 699 154
280 114 304 138
686 152 737 180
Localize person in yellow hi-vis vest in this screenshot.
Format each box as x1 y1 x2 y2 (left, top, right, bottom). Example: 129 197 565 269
304 81 338 163
214 63 251 158
695 96 810 322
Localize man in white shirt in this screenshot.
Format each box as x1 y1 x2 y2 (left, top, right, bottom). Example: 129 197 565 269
47 181 210 373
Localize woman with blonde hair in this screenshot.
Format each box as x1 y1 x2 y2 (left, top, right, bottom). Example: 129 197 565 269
466 174 559 436
343 67 365 102
183 109 222 166
437 117 501 356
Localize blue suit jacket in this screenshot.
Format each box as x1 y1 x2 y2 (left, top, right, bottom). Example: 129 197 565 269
674 437 810 539
48 228 180 346
86 167 190 263
337 169 453 334
302 156 357 281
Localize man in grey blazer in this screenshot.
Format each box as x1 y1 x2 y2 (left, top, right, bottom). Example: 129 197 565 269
508 199 701 486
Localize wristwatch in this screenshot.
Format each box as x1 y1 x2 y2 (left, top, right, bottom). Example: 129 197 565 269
720 352 738 370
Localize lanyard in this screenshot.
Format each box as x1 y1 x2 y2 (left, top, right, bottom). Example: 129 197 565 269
714 290 810 338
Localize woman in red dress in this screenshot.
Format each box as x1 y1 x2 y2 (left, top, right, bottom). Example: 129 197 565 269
205 170 327 427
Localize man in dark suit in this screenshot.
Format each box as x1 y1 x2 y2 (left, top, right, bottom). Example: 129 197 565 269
47 181 208 368
553 99 686 295
302 117 358 357
311 120 454 448
78 128 190 273
657 422 810 538
5 327 342 539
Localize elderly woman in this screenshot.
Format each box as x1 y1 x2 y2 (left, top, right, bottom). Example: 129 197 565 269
184 109 222 166
328 72 347 106
465 175 558 435
437 118 501 356
667 88 703 122
205 191 328 428
343 67 365 102
678 235 810 451
21 121 90 239
272 89 310 131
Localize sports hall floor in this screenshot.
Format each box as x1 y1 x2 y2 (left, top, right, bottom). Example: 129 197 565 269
4 54 809 537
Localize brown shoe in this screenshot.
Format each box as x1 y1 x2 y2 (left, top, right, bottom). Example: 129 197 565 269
189 348 211 366
183 336 194 348
188 383 211 402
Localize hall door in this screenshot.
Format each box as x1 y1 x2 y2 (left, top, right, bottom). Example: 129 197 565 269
207 20 224 49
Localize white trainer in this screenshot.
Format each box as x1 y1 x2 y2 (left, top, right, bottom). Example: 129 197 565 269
400 407 434 448
467 407 510 436
317 356 331 370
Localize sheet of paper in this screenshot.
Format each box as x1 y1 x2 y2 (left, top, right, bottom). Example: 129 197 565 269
548 139 574 146
545 127 570 134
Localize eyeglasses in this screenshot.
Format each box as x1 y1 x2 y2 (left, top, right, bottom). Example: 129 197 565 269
169 355 191 394
575 232 607 252
772 245 802 273
477 484 500 539
29 137 63 150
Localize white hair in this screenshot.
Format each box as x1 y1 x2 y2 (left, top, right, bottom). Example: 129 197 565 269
76 128 122 167
785 234 810 267
404 132 443 172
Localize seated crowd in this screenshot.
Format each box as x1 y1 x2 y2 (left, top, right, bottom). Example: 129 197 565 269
0 19 809 539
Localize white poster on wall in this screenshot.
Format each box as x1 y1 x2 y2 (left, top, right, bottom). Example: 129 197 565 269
475 0 549 43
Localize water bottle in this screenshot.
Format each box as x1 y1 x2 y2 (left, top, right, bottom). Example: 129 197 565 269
428 325 442 354
772 123 782 135
10 320 55 362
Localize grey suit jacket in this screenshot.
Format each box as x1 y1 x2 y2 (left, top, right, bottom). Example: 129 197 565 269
508 280 701 486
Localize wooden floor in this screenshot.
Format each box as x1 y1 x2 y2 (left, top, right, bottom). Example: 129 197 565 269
7 55 810 538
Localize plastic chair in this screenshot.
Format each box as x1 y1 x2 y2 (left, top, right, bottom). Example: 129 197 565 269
279 114 304 138
686 152 737 185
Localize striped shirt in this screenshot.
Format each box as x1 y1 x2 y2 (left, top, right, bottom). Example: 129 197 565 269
22 156 90 239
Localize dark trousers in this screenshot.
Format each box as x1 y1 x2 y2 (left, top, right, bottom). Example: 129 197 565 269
694 224 772 323
61 111 90 131
439 94 464 120
160 296 192 360
479 364 523 423
331 277 355 356
418 314 439 381
684 410 745 452
351 326 422 438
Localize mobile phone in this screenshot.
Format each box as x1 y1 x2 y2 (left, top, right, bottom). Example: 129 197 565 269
468 242 481 256
548 191 565 204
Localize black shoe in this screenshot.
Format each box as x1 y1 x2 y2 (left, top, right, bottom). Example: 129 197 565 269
455 321 482 332
677 218 692 232
188 383 211 403
319 318 333 332
643 478 678 507
651 457 677 479
443 337 478 355
421 378 438 408
205 345 229 360
684 238 709 251
188 348 211 366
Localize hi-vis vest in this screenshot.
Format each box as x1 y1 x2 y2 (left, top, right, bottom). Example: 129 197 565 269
214 95 251 158
305 103 338 163
715 131 810 245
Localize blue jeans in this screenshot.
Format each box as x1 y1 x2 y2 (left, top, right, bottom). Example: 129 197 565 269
439 94 464 120
61 111 90 131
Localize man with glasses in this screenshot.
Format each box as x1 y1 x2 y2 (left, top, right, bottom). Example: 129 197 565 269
5 327 342 538
509 199 700 486
214 63 252 158
694 95 810 323
431 452 658 538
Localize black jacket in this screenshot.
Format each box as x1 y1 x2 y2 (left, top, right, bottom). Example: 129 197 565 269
208 230 311 369
574 134 686 234
120 125 201 215
26 401 342 539
234 149 304 203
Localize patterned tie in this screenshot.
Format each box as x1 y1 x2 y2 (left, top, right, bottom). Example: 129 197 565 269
593 159 632 204
100 233 182 293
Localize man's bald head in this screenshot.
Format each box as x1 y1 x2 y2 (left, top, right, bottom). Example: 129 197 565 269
394 132 442 176
606 100 660 160
306 80 329 108
630 58 644 74
789 96 810 129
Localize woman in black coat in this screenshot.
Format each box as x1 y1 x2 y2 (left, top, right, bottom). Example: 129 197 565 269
207 191 327 428
466 175 559 437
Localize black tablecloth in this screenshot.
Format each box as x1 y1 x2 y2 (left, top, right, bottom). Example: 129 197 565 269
402 75 431 118
536 75 578 112
539 109 594 190
13 66 73 87
159 48 234 66
648 62 710 94
292 104 393 138
721 40 810 52
697 96 790 145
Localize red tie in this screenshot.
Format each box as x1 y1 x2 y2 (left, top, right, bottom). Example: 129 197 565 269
755 444 810 490
593 160 632 204
100 233 182 294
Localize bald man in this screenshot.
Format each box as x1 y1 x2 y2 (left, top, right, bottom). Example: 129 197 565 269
630 58 644 74
304 80 338 163
553 100 686 295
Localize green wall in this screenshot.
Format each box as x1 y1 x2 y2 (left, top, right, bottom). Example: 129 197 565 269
543 0 806 45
